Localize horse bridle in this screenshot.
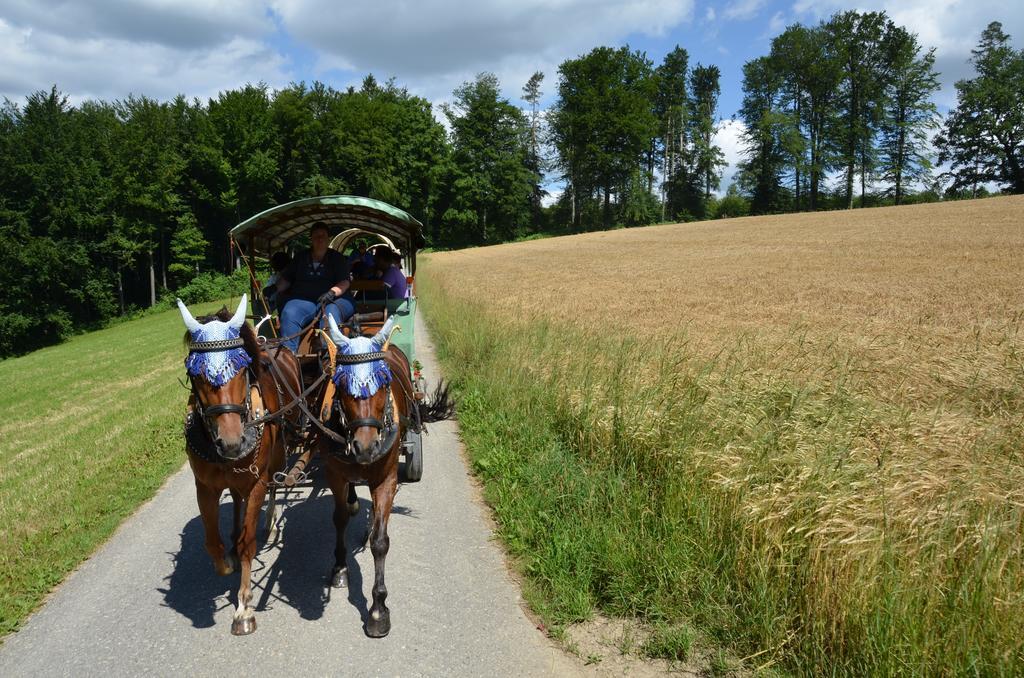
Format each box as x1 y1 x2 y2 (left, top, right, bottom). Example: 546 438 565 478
185 338 265 462
328 350 400 462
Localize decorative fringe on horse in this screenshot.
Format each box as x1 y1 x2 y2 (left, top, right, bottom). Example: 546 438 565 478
333 360 392 399
185 345 252 387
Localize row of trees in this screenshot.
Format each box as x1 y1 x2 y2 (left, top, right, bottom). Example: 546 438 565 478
550 46 725 227
2 18 1021 356
0 43 731 356
738 16 1023 214
0 79 461 355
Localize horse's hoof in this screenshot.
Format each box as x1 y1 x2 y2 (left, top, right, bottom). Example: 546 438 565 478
365 610 391 638
214 559 235 576
330 566 347 589
231 616 257 636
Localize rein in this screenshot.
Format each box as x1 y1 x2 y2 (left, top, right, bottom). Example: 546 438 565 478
183 304 418 467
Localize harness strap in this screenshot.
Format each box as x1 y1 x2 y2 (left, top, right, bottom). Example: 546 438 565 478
336 351 388 365
260 347 349 445
347 417 385 431
203 403 248 417
318 328 338 421
188 337 245 352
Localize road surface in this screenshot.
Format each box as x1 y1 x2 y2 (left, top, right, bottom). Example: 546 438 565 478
0 309 579 677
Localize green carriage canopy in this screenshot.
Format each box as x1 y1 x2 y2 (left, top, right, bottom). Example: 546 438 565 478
229 195 425 272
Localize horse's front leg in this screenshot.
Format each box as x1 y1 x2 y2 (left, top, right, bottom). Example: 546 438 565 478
230 480 266 636
326 462 352 588
196 481 235 576
366 470 397 638
229 487 244 560
263 431 287 542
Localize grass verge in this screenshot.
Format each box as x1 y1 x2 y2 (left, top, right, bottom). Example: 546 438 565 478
0 298 236 638
417 264 1023 675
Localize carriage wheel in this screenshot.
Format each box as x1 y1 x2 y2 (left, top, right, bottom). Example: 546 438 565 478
401 431 423 482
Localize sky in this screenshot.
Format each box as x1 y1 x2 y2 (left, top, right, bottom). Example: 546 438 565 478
2 0 1021 195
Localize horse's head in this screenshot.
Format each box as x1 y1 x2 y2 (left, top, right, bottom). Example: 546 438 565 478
327 315 400 465
179 295 261 461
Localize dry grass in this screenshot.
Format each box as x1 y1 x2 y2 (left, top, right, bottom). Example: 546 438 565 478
421 196 1024 672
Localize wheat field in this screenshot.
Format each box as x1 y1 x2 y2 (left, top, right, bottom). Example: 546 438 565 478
420 195 1024 673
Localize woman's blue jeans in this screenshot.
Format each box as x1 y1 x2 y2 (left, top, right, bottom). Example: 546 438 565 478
280 298 354 353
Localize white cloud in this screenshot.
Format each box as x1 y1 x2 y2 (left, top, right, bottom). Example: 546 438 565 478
0 1 294 104
270 0 695 102
723 0 766 21
0 15 289 104
767 11 786 35
1 0 271 49
713 117 747 194
705 7 716 22
789 0 1024 108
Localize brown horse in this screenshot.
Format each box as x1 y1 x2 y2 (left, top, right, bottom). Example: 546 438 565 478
178 295 302 635
322 314 454 637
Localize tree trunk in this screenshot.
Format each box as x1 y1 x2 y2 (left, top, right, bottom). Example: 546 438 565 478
860 136 867 208
794 95 802 211
810 119 819 211
661 117 669 221
117 264 125 315
149 251 156 308
570 184 576 228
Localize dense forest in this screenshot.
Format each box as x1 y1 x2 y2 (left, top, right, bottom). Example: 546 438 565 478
1 14 1021 357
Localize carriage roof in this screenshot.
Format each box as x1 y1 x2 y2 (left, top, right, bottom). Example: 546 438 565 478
229 195 425 268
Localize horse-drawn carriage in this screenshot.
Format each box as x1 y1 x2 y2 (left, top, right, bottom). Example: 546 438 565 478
230 195 428 482
176 196 452 637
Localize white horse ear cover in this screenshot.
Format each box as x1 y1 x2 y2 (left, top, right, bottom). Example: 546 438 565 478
229 294 248 329
328 314 350 347
177 298 201 333
181 295 252 387
372 316 397 348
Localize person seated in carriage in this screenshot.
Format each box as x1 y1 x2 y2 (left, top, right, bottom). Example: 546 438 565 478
347 239 376 279
265 221 353 353
374 248 409 300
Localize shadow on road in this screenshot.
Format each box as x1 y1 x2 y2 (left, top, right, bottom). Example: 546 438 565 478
158 471 416 631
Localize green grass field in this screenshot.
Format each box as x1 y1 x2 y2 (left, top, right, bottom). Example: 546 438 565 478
0 299 235 638
417 197 1024 675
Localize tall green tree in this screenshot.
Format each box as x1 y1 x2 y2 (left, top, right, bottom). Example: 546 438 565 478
771 24 839 210
655 46 689 219
442 73 534 245
737 56 793 214
111 95 189 303
688 64 726 201
878 27 940 204
551 46 658 228
827 11 891 208
937 22 1024 194
522 71 546 226
0 89 120 351
208 83 281 220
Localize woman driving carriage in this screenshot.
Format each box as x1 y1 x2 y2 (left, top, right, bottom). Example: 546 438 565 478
265 221 354 353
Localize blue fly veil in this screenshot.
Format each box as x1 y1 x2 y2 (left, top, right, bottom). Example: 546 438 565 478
178 295 252 387
328 315 398 399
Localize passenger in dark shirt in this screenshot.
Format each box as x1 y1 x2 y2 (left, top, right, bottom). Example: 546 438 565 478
268 221 353 353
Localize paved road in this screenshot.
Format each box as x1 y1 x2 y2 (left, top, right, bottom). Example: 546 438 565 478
0 310 579 678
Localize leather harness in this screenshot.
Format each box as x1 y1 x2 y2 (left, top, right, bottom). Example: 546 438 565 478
185 332 418 467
